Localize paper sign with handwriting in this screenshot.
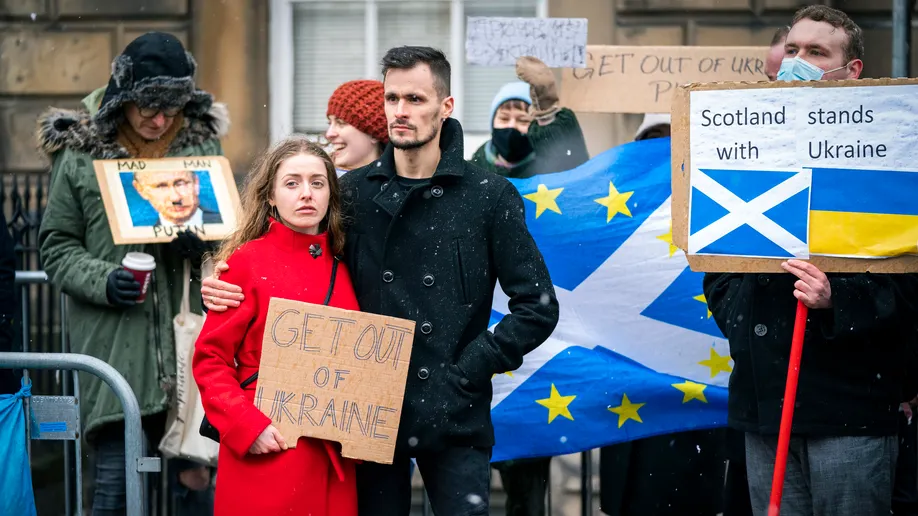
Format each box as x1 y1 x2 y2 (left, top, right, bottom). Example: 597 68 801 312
256 298 415 464
560 46 768 113
466 17 588 68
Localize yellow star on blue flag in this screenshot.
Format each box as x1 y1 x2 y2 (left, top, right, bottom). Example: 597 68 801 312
524 184 563 218
535 384 576 424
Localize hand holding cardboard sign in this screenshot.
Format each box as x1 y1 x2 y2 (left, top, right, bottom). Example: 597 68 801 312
249 424 288 455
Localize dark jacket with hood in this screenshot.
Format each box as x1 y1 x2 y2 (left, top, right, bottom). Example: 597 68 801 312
36 33 229 439
340 117 559 453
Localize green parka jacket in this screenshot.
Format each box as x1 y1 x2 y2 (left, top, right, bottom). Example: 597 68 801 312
36 87 229 440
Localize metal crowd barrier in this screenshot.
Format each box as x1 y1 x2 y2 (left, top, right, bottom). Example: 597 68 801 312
13 271 161 516
0 352 160 516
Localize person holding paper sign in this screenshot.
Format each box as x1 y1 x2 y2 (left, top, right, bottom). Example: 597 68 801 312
201 46 559 515
471 56 589 179
704 7 918 516
192 137 360 515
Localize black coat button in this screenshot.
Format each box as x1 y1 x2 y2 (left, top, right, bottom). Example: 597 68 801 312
423 274 435 287
382 270 394 283
431 185 443 198
381 181 389 191
420 321 433 335
754 324 768 337
757 275 770 286
418 367 430 380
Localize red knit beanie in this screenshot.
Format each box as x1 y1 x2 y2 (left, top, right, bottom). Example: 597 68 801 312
326 80 388 144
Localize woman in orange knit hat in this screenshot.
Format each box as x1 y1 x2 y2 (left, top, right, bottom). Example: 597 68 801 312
325 79 388 175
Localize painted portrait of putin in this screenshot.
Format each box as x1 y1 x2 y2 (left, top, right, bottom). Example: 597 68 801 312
131 169 222 227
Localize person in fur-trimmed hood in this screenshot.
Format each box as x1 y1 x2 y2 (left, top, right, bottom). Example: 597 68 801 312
37 32 227 516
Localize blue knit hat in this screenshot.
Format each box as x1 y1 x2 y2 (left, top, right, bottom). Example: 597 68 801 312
488 81 532 128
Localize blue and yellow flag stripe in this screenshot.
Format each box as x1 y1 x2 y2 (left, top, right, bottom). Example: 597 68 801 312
810 167 918 257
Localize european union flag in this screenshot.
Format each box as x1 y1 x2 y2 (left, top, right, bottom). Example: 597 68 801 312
489 138 731 462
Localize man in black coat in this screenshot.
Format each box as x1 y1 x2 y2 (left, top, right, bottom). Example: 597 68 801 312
202 46 559 515
705 8 918 515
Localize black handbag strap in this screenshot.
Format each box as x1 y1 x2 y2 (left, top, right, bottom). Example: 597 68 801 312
239 257 339 389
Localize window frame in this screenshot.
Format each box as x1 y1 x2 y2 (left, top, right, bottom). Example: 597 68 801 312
269 0 548 144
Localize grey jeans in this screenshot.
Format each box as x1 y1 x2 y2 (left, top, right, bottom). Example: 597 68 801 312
745 432 898 516
91 416 214 516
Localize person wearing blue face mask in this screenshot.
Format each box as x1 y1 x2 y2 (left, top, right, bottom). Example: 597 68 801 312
704 6 918 516
776 5 863 83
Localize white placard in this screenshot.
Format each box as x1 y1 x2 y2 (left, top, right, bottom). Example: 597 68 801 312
686 83 918 259
794 85 918 170
465 17 588 68
691 84 918 177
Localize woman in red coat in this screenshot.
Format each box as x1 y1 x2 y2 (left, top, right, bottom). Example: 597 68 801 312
192 136 359 515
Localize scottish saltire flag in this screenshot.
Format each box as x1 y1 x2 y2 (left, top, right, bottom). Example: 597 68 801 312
488 138 731 462
688 168 812 259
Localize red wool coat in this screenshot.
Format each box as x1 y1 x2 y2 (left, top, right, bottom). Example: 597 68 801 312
193 220 360 516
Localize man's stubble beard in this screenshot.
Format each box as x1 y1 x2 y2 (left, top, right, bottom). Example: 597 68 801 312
390 120 440 151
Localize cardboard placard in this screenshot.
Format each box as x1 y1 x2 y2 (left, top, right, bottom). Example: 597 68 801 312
560 46 768 113
465 17 588 68
93 156 241 244
670 77 918 273
256 298 415 464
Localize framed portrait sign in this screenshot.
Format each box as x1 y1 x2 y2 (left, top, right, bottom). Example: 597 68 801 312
93 156 242 245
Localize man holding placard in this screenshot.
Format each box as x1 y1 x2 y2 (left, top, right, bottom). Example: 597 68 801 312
37 32 228 515
703 6 916 516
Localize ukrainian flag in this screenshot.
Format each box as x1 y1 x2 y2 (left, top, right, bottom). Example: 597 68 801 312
810 167 918 258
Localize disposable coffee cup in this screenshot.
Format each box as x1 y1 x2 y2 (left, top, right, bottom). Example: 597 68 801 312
121 252 156 303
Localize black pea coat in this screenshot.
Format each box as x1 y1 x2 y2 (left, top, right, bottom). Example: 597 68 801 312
704 271 918 437
339 118 559 453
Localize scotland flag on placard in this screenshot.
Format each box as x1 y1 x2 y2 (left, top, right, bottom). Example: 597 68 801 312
688 168 812 259
488 138 731 463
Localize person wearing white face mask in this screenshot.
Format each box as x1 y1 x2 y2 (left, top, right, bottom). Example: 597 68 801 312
704 6 918 516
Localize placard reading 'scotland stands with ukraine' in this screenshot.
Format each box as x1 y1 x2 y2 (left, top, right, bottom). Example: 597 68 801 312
683 80 918 266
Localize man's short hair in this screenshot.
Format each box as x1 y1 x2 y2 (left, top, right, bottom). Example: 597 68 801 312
792 5 864 62
381 46 451 99
771 26 790 47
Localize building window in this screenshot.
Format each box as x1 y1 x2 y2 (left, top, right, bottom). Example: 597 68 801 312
278 0 542 148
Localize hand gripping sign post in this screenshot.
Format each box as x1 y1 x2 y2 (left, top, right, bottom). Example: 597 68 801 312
256 298 415 464
670 78 918 516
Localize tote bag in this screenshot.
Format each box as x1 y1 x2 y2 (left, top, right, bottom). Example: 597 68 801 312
159 260 219 466
0 379 38 516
